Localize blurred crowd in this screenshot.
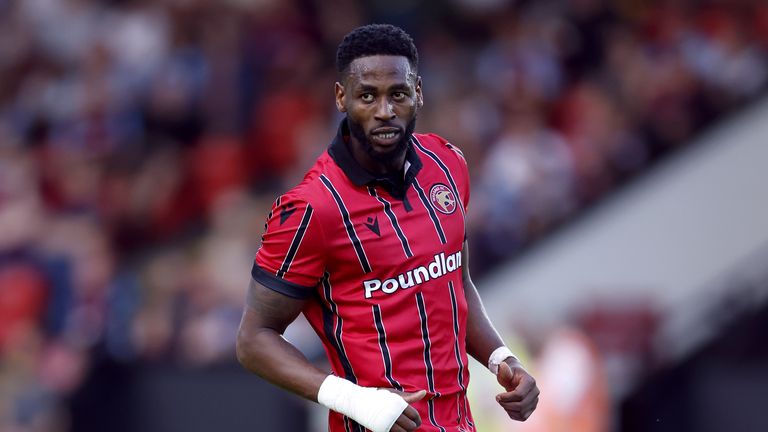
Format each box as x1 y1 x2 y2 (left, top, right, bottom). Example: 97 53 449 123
1 0 767 430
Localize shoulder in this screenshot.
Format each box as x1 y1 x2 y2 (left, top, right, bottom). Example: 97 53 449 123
412 132 468 168
276 151 339 217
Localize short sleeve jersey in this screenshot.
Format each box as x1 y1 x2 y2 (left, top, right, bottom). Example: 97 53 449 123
252 120 475 431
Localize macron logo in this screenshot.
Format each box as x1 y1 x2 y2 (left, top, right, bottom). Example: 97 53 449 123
363 250 462 299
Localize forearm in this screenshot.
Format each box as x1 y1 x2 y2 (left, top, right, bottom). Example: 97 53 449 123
236 325 328 402
237 279 329 402
463 275 506 366
460 240 513 367
462 263 539 423
236 307 418 432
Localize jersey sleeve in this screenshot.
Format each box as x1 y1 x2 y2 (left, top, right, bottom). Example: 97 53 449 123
252 195 325 298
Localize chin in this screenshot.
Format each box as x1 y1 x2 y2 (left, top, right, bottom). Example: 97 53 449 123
367 140 408 163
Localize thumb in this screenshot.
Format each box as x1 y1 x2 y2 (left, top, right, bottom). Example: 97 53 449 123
401 389 427 404
496 360 516 389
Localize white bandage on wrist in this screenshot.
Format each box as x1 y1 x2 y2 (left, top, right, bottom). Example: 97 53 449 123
317 375 408 432
488 346 518 375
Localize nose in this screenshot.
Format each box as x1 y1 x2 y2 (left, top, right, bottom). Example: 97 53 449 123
374 98 396 121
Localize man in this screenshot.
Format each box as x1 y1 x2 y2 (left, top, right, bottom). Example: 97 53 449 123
236 24 539 432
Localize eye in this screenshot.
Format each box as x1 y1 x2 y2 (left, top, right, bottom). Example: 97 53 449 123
392 92 406 101
361 93 374 103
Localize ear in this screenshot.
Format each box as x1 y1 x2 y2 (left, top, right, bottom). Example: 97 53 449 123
334 82 346 113
415 76 423 108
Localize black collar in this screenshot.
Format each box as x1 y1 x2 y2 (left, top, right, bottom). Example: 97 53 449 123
328 119 422 199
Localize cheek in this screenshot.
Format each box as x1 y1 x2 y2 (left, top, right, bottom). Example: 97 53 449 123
397 101 417 116
348 105 374 122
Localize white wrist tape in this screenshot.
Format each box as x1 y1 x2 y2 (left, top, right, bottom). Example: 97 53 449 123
317 375 407 432
488 346 518 375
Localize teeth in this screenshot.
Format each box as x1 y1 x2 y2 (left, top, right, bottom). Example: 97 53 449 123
377 132 396 139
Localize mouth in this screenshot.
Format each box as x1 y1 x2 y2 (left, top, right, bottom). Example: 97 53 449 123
370 127 402 147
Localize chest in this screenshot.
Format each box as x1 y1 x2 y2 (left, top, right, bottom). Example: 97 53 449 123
321 178 465 282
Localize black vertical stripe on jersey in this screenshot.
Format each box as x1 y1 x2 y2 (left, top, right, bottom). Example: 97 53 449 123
449 281 471 427
320 273 357 384
320 175 372 273
463 393 474 428
445 142 464 157
266 196 279 230
448 282 467 391
345 417 362 432
416 292 437 394
321 274 365 432
276 204 314 278
372 305 403 391
260 195 281 245
342 416 362 432
412 179 447 245
367 187 413 258
417 292 445 431
427 399 447 432
412 136 466 219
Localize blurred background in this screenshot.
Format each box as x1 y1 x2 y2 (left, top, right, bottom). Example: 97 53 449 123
1 0 767 431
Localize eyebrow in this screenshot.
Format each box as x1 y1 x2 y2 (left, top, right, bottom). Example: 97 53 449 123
355 83 411 93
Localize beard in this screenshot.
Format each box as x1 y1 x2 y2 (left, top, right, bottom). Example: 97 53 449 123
347 115 417 166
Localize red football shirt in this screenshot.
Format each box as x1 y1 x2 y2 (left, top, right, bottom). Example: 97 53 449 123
253 120 475 432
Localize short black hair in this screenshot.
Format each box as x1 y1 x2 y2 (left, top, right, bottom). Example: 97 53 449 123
336 24 418 76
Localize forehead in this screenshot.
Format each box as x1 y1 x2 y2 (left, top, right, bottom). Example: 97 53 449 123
346 55 415 86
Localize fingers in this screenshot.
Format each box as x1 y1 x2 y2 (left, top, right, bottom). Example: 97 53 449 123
499 398 539 421
498 383 539 408
500 396 539 421
389 424 407 432
497 378 536 403
378 388 424 431
400 389 427 404
497 366 536 402
496 380 539 421
401 405 421 424
495 363 540 422
389 422 408 432
382 388 427 404
390 406 422 431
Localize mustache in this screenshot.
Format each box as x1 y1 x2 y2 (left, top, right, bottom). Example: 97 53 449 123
369 123 403 132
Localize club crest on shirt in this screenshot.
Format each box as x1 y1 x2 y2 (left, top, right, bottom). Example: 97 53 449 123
429 183 456 215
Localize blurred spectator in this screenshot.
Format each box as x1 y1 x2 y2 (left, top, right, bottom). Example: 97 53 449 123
473 100 576 266
517 327 611 432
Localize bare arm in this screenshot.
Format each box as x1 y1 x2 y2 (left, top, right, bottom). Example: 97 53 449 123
235 279 328 401
461 240 506 364
236 278 425 430
461 240 539 421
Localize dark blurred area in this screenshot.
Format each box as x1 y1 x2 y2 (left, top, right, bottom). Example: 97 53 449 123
622 295 768 432
1 0 767 431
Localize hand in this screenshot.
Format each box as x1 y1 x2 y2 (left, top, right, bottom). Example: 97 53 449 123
385 389 426 432
496 359 539 421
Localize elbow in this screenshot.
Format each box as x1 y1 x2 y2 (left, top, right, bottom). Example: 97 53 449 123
235 325 273 370
235 327 254 367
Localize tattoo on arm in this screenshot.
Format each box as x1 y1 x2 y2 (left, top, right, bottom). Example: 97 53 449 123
244 279 305 334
